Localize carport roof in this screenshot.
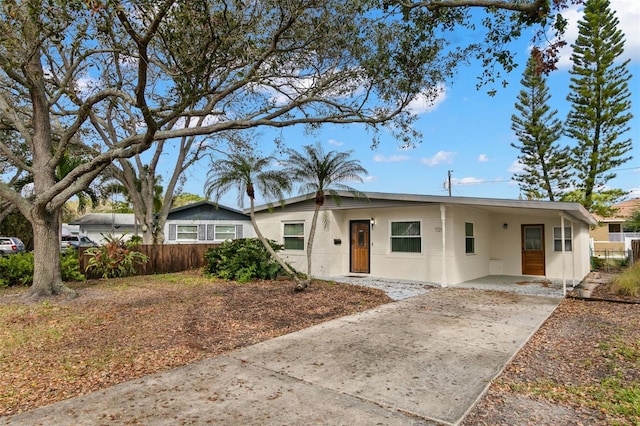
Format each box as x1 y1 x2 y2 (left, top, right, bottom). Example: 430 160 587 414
252 191 597 226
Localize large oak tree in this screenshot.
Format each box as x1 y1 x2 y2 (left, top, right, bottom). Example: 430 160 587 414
0 0 574 298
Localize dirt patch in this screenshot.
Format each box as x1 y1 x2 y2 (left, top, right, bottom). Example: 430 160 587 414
0 272 391 416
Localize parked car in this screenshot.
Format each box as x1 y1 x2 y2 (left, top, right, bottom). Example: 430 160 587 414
0 237 26 255
61 235 99 250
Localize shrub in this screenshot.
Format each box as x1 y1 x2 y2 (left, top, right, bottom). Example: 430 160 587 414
85 234 149 279
205 238 293 283
0 252 33 287
610 262 640 297
61 250 86 282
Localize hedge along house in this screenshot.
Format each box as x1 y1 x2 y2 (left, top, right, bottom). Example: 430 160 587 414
251 192 597 294
163 201 256 244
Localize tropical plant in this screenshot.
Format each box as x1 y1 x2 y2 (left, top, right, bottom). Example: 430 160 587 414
284 143 368 290
204 149 298 283
84 234 149 279
564 0 634 215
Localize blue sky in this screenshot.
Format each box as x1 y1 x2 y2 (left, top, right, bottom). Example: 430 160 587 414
177 0 640 208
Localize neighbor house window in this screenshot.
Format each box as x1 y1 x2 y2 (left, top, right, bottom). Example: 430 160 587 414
214 225 236 241
608 223 621 233
283 223 304 250
177 225 198 241
390 221 421 253
465 222 475 254
553 227 572 251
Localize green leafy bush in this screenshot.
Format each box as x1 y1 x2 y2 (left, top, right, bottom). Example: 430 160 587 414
61 250 86 282
205 238 292 283
85 234 149 279
0 252 34 287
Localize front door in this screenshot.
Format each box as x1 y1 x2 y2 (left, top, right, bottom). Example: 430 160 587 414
522 224 545 275
350 220 370 273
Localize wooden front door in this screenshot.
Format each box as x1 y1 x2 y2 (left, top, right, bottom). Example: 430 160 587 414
350 220 370 273
522 224 545 276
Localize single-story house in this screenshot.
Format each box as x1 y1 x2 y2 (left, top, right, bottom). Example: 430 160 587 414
251 192 597 288
163 201 255 244
590 198 640 256
69 213 139 244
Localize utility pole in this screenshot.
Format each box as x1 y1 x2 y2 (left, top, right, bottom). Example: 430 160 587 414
447 170 453 197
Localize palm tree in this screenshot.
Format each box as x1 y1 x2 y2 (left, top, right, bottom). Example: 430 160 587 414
204 149 298 281
284 142 368 290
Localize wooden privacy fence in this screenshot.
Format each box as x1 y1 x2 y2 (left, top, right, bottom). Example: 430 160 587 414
633 240 640 264
79 244 220 278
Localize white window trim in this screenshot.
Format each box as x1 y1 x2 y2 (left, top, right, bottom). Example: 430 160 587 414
282 221 305 251
389 219 422 254
553 226 573 252
465 221 475 255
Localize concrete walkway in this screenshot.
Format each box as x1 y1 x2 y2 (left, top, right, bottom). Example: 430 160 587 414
3 289 561 426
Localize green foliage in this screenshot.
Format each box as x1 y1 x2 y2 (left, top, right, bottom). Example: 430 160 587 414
205 238 292 283
510 53 570 201
61 251 86 282
565 0 633 213
610 262 640 297
0 253 34 287
0 251 85 287
84 235 149 279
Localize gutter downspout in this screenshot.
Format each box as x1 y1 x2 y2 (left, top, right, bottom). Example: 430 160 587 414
441 204 447 287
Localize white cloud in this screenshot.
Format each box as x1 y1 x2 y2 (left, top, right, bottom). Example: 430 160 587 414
362 175 377 183
406 84 447 114
327 138 343 147
452 177 486 186
555 0 640 67
477 154 489 162
421 151 456 166
508 160 524 173
374 154 410 163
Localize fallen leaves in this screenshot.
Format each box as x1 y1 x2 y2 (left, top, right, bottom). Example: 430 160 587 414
0 272 391 416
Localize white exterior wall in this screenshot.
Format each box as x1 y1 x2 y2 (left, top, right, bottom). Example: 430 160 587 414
255 203 593 285
77 225 138 245
489 214 591 282
446 206 492 284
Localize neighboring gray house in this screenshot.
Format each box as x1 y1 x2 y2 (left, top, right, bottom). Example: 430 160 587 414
252 192 597 289
69 213 138 244
163 201 255 244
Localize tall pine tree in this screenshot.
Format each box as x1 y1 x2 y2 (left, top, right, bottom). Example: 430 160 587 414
511 52 570 201
565 0 633 215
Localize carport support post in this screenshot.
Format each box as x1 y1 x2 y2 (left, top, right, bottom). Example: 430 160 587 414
440 204 447 287
561 214 566 297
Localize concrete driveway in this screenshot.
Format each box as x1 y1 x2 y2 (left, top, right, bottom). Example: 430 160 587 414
3 288 560 426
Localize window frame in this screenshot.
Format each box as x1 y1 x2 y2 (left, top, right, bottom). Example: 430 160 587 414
390 220 422 253
553 226 573 252
176 224 198 241
283 222 305 250
465 222 475 254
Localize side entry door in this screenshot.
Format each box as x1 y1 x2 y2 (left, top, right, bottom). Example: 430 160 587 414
521 224 545 276
350 220 370 273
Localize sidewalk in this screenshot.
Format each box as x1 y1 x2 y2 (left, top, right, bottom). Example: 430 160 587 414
3 288 561 426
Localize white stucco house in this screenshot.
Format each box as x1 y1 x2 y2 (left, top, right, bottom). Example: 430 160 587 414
251 192 597 288
163 201 256 244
